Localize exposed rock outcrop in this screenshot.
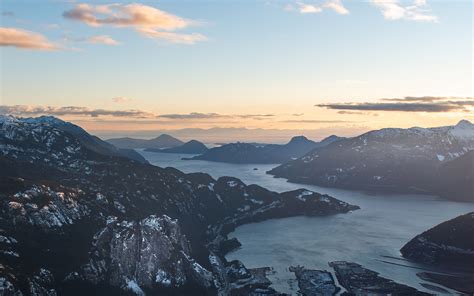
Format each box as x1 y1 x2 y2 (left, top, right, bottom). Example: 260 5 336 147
69 215 213 294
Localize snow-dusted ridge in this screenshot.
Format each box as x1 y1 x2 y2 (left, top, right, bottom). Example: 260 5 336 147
269 120 474 201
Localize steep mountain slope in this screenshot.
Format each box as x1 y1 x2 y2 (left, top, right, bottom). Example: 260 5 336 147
0 115 357 295
145 140 208 154
19 116 148 163
401 212 474 268
269 121 474 200
188 135 342 164
106 134 183 149
435 150 474 201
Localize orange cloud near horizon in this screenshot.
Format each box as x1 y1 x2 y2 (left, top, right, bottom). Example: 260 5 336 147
0 27 59 50
63 3 206 44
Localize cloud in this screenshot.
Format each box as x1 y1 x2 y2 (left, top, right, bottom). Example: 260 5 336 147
382 96 464 102
0 105 154 118
281 119 352 123
0 27 60 50
2 11 14 17
63 3 206 44
370 0 438 22
294 1 349 15
297 2 323 14
337 111 379 116
237 114 275 119
158 112 225 119
158 113 275 120
1 106 278 121
324 0 350 15
136 28 206 44
317 97 474 112
88 35 120 45
111 97 132 103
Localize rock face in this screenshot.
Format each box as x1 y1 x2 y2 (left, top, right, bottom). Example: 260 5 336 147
269 120 474 201
106 134 184 150
0 115 358 295
329 261 430 295
69 215 213 294
188 135 342 164
145 140 208 154
401 212 474 268
289 265 339 296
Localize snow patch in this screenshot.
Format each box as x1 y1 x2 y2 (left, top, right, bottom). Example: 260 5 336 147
155 269 171 287
296 190 313 201
227 180 239 187
126 280 145 296
250 198 264 205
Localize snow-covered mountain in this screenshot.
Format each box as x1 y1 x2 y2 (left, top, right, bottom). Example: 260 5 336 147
0 115 357 295
269 120 474 201
0 115 148 164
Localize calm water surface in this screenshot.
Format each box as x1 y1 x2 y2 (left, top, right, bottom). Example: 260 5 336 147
140 150 474 294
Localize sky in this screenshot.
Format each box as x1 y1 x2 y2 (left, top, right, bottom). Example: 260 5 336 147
0 0 473 142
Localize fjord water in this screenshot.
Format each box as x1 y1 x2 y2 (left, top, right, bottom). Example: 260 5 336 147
141 150 474 294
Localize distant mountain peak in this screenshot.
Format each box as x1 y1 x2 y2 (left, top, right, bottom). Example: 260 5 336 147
456 119 472 128
155 134 177 140
186 139 202 144
288 136 311 144
321 135 341 142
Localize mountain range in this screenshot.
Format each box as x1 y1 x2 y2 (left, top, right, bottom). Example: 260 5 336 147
0 115 357 295
106 134 184 150
188 135 342 164
269 120 474 201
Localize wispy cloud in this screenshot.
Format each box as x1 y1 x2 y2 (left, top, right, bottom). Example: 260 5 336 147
0 105 154 118
297 2 323 14
0 27 60 51
88 35 120 45
281 119 352 123
382 96 461 102
63 3 206 44
111 97 132 103
370 0 438 22
158 112 275 120
292 0 349 15
324 0 350 15
158 112 224 119
238 114 275 119
337 111 379 116
288 0 437 21
2 11 14 17
1 106 277 121
317 97 474 112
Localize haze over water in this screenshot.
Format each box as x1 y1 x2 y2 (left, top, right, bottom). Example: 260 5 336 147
141 151 474 294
